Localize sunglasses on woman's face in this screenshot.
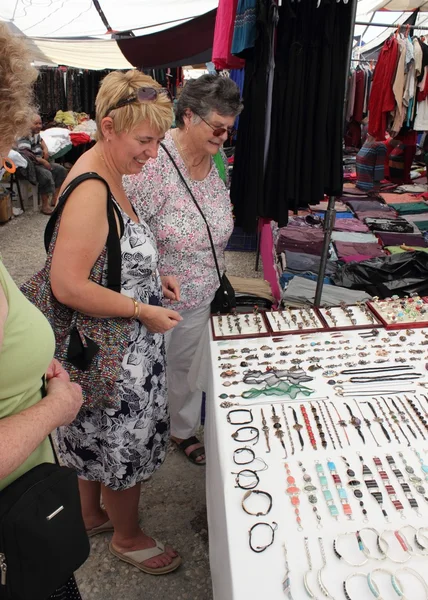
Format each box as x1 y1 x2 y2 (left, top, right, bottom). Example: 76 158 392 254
197 114 236 138
107 87 173 114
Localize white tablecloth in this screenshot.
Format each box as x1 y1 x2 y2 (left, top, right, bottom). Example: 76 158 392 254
193 324 428 600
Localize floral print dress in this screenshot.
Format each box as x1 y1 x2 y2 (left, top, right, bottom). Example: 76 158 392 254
56 204 168 490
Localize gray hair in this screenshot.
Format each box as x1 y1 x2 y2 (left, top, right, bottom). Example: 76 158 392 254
175 74 243 127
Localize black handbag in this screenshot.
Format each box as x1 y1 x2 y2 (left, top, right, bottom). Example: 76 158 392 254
161 144 236 314
0 384 90 600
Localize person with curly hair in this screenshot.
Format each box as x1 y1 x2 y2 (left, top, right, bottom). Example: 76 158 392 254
0 22 85 599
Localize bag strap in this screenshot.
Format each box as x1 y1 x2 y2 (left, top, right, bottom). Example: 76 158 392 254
41 376 60 467
160 143 223 287
44 172 123 293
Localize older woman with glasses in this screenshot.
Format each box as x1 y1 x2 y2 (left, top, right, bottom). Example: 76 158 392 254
124 75 243 466
45 70 183 575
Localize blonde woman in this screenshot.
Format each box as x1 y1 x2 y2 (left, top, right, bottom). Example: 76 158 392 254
49 71 182 574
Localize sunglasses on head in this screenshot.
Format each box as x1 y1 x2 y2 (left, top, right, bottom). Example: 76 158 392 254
107 87 173 114
196 113 236 138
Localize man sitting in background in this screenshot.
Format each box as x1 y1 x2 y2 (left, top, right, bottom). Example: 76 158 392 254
17 114 67 214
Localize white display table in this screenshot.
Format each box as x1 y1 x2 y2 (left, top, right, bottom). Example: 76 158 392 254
193 325 428 600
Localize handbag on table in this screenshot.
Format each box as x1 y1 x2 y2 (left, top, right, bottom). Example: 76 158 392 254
0 381 89 600
161 144 236 315
20 173 133 410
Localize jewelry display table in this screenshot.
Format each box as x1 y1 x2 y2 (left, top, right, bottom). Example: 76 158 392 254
192 324 428 600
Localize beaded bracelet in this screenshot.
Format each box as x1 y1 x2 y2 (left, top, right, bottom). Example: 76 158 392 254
317 401 336 450
310 403 327 449
315 461 339 520
322 400 343 448
375 398 401 444
387 397 415 443
400 397 426 440
301 405 317 450
271 405 287 457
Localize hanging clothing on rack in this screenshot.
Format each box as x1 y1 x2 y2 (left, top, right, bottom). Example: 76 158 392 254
213 0 245 70
368 36 399 140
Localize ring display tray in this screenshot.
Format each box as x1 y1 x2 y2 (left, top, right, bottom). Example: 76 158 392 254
211 311 271 340
265 308 326 335
367 297 428 330
317 303 382 331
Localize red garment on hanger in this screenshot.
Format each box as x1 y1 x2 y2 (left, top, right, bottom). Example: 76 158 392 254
368 37 399 141
352 68 365 123
212 0 245 70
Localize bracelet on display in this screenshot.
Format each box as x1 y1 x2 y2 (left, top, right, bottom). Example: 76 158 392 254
281 404 295 455
227 409 253 425
290 406 304 451
315 460 339 520
385 454 422 518
399 397 426 440
343 573 367 600
344 403 366 444
413 448 428 482
359 527 387 561
303 537 317 599
367 569 404 600
333 532 368 567
242 490 273 517
298 461 322 528
248 521 277 553
372 456 405 517
322 401 343 448
363 401 391 443
358 453 389 522
316 401 336 450
385 397 415 443
398 452 428 503
231 426 260 445
403 396 428 439
353 400 380 447
375 398 401 445
330 402 350 445
282 543 294 600
284 462 303 531
341 456 368 523
233 447 255 465
232 469 260 490
393 567 428 600
310 403 327 449
271 405 287 458
327 459 353 520
260 409 271 453
378 530 411 564
317 537 334 600
301 405 317 450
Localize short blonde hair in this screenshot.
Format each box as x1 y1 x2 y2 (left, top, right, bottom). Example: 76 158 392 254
95 70 173 139
0 23 38 153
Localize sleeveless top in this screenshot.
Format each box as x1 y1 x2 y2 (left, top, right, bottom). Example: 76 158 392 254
0 260 55 491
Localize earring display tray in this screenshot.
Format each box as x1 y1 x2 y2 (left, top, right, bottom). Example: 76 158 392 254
211 311 271 340
317 303 382 331
265 308 326 335
367 296 428 330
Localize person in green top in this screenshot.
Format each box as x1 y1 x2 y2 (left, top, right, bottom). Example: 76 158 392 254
0 21 84 599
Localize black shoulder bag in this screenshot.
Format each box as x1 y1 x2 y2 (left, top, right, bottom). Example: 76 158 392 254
0 381 90 600
161 143 236 314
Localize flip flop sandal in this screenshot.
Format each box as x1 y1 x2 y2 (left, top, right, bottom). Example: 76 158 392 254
86 519 114 538
109 540 182 575
177 436 206 465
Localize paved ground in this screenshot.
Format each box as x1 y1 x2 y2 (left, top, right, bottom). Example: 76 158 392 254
0 208 259 600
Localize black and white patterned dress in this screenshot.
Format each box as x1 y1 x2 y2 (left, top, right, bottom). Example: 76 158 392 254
56 204 168 490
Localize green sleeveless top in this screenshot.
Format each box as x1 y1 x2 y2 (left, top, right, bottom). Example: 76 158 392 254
0 260 55 491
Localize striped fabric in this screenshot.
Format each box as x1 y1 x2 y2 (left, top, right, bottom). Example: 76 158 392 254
356 141 387 191
17 133 43 157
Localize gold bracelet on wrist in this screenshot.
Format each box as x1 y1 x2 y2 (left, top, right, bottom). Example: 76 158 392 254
130 298 139 319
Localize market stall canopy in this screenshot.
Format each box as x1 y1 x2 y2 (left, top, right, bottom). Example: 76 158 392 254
356 0 428 56
2 0 217 69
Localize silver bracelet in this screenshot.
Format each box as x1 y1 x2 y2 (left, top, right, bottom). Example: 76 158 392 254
393 567 428 600
333 532 368 567
367 568 404 599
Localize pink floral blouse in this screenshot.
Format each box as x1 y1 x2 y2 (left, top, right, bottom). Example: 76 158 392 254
123 131 234 312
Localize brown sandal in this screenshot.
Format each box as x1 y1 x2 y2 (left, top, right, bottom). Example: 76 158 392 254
109 540 181 575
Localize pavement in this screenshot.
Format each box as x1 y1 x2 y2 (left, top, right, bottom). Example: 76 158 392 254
0 208 259 600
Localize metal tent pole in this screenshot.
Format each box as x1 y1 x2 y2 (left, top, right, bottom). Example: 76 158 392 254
314 0 358 307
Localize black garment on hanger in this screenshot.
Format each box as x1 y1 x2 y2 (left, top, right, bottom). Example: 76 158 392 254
230 0 274 232
232 0 354 230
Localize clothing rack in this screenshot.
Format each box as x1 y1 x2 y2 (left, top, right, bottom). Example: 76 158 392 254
314 0 359 306
355 21 428 31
